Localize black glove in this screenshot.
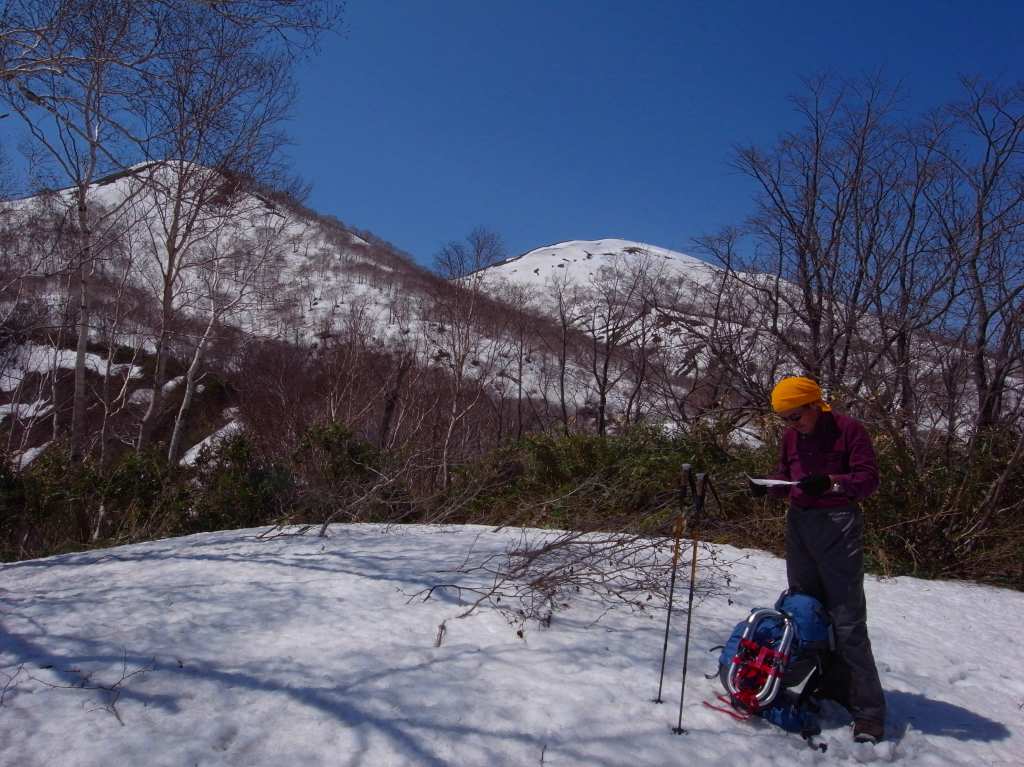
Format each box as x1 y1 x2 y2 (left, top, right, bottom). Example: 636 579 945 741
748 478 768 498
798 474 831 496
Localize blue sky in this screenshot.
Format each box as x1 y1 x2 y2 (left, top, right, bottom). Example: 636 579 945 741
287 1 1018 265
13 2 1018 268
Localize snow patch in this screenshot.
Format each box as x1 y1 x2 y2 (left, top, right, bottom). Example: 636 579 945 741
1 343 145 393
0 399 53 421
179 412 242 466
10 442 50 469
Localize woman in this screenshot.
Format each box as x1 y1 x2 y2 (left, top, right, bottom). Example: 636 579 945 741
750 376 886 744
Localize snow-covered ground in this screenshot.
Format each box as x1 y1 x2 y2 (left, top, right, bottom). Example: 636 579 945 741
0 343 145 394
0 525 1019 766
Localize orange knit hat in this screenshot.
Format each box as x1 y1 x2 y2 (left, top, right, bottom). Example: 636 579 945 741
770 376 832 413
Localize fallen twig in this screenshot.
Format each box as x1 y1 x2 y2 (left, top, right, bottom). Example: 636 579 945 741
29 650 154 725
0 665 26 706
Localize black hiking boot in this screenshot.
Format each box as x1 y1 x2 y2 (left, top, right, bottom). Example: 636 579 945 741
853 719 884 744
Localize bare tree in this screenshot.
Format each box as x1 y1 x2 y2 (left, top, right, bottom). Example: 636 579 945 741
493 280 545 440
690 75 1024 578
707 77 963 428
166 220 285 465
726 78 907 389
929 79 1024 434
133 3 298 453
0 142 13 200
540 269 587 435
577 250 659 436
429 228 511 488
671 229 801 422
88 209 147 470
0 2 157 461
0 2 338 89
1 0 340 462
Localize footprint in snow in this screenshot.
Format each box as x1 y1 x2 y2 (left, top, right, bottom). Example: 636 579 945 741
947 665 979 685
212 723 239 752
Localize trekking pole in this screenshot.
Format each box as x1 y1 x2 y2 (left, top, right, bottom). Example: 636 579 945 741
673 468 707 735
653 463 691 704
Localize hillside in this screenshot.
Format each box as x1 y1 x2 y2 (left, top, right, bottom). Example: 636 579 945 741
2 162 443 348
0 164 555 466
2 165 734 471
2 167 1020 592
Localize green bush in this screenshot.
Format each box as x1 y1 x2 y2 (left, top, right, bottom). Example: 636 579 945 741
3 419 1020 589
190 433 295 531
15 446 100 556
0 446 189 560
446 426 766 534
99 449 192 541
0 458 28 560
863 427 1024 586
290 421 411 523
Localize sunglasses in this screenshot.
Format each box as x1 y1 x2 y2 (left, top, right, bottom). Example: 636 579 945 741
778 407 808 423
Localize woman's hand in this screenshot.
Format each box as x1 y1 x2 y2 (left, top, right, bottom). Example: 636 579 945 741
797 474 831 496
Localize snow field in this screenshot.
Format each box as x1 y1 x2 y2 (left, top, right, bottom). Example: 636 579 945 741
0 525 1020 766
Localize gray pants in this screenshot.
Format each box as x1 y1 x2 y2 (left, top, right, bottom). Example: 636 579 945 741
786 504 886 724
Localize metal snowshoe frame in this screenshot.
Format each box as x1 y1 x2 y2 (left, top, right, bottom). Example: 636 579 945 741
724 607 795 712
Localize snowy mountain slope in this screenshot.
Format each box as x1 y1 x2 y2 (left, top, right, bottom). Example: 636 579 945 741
0 525 1019 766
473 236 1008 441
473 238 740 428
1 165 525 461
6 171 684 463
0 163 432 351
482 238 720 294
2 169 1008 465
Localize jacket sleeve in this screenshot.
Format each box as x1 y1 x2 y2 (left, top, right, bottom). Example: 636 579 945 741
834 419 879 499
767 435 793 500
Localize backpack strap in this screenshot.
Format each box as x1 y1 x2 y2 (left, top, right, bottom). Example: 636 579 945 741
703 694 753 721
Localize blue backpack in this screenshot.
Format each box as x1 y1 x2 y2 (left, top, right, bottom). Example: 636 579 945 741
712 591 834 736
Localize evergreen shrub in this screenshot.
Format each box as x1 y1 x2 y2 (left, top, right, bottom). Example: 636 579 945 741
190 433 295 531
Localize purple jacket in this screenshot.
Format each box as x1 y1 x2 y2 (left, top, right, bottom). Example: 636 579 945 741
769 410 879 509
